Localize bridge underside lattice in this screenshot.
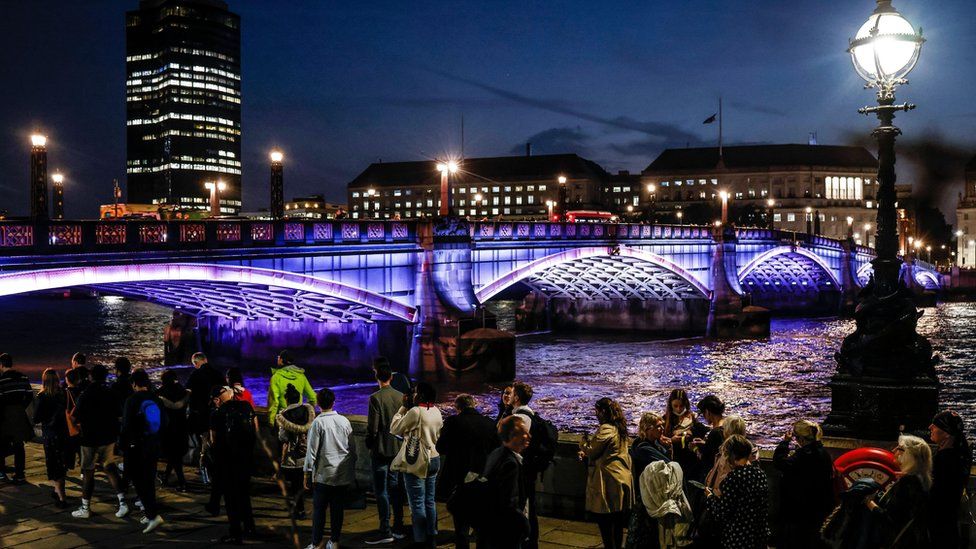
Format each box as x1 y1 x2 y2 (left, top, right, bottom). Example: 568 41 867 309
521 256 708 301
741 253 837 295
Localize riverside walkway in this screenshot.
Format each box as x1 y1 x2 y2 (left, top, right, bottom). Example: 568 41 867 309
0 440 603 548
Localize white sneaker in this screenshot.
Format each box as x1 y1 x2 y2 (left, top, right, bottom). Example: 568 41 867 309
142 515 164 534
72 506 91 519
140 515 150 524
135 499 144 510
116 502 130 518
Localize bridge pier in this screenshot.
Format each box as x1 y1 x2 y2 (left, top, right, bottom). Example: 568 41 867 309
839 240 859 317
706 227 774 338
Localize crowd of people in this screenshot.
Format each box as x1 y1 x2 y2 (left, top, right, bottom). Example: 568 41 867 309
0 349 974 549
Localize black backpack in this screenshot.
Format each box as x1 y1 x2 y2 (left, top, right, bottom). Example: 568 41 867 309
523 411 558 475
221 401 255 445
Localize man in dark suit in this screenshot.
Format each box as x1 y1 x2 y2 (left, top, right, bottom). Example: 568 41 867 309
436 394 500 549
480 415 532 549
365 358 406 544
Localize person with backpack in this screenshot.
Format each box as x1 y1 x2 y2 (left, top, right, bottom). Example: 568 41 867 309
121 369 165 533
186 352 226 487
72 364 128 520
267 350 316 426
480 415 532 548
508 381 558 549
435 393 500 549
277 384 315 520
210 384 259 544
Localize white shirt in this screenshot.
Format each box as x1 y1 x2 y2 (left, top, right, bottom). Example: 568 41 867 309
390 405 443 457
304 411 355 485
513 404 534 432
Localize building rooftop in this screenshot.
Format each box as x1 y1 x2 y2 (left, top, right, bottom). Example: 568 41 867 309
644 144 877 172
348 153 609 189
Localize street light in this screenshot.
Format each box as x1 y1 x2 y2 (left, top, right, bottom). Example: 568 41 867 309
204 180 227 217
864 222 872 247
826 0 934 439
52 172 65 220
805 206 813 235
718 190 729 225
846 216 855 239
30 134 47 147
676 211 683 225
766 198 776 230
546 200 554 221
436 159 460 216
646 183 657 222
925 245 932 263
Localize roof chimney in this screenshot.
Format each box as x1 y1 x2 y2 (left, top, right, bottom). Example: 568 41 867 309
525 142 531 157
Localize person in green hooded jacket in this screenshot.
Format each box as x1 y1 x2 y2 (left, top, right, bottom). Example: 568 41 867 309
267 350 316 426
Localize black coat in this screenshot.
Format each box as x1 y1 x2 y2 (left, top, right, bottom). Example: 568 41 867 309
870 474 930 549
33 391 67 439
630 438 670 507
75 382 121 447
435 407 500 499
773 439 836 540
186 363 226 433
482 446 529 546
0 369 34 443
929 445 970 547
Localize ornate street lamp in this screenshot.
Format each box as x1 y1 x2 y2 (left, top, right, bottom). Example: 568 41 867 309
825 0 936 439
436 160 459 217
204 180 227 217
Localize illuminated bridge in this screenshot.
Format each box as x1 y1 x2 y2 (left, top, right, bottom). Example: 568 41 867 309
0 219 941 378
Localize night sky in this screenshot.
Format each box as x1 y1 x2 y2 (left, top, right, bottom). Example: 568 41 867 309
1 0 974 219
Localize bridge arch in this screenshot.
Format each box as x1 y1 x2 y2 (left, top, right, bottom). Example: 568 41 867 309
0 263 418 323
737 246 842 312
475 245 711 304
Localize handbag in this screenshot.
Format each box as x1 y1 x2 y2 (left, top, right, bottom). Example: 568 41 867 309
392 428 431 477
65 390 81 438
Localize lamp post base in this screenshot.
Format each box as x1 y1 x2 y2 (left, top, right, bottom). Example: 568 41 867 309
823 373 939 440
825 281 940 440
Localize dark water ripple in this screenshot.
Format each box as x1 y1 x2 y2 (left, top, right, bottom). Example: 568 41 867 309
2 295 974 447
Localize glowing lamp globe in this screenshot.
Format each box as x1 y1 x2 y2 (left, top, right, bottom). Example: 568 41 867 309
270 150 284 163
848 1 923 85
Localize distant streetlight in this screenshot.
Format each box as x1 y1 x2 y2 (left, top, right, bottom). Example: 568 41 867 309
204 180 227 217
52 172 65 220
766 198 776 230
436 159 460 216
846 216 855 239
558 175 567 184
546 199 554 221
718 190 729 225
270 150 284 219
676 211 683 225
805 206 813 235
31 134 47 147
646 183 657 221
864 222 872 247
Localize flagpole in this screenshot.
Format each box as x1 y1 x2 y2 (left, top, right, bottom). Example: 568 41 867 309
718 96 723 160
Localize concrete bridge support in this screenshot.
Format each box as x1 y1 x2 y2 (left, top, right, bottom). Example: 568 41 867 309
706 227 748 338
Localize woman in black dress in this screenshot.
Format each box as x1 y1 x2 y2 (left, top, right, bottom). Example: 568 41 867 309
33 368 69 508
928 411 970 548
157 369 190 491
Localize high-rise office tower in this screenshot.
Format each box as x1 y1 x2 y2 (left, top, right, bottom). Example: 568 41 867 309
29 134 49 220
125 0 242 214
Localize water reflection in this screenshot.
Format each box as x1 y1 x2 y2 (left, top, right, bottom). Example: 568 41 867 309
2 295 974 447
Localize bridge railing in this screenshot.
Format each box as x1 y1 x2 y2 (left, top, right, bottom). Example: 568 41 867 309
735 227 846 250
0 219 418 255
470 221 713 242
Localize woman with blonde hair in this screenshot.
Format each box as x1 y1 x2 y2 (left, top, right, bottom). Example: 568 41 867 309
773 419 834 548
703 415 751 497
579 397 633 549
863 434 932 548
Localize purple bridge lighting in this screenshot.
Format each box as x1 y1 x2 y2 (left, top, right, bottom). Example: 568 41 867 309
0 218 943 377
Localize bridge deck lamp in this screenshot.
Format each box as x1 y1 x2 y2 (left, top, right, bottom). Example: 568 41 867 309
205 180 227 217
546 199 554 221
436 159 459 217
718 190 729 225
29 133 49 220
826 0 936 440
676 211 683 225
864 222 872 246
805 206 813 235
270 150 284 219
846 216 855 239
646 183 657 222
52 172 65 220
766 198 776 230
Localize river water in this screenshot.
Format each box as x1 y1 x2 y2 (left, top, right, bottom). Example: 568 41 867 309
2 295 974 447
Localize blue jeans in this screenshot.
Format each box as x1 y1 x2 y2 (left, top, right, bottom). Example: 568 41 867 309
403 456 440 545
371 455 404 535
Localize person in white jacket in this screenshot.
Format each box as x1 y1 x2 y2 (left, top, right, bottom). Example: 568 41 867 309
390 381 443 548
640 460 693 548
304 388 355 549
